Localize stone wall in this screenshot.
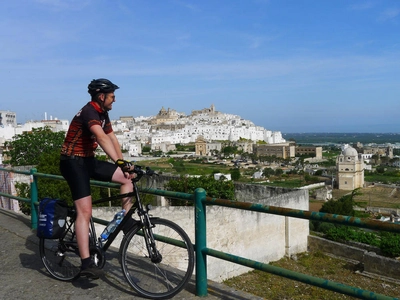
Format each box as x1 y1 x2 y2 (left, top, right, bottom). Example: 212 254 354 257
308 235 400 280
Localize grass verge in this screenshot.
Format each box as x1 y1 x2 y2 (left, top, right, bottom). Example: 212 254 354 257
223 251 400 299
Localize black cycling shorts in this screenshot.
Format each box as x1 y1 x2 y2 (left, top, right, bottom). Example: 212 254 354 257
60 155 118 201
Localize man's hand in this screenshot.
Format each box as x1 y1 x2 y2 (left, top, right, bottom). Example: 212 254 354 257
115 159 132 171
115 159 136 178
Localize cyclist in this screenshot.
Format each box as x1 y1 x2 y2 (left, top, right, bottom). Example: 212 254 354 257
60 78 135 279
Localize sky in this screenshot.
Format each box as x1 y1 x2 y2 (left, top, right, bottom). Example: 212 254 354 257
1 0 400 133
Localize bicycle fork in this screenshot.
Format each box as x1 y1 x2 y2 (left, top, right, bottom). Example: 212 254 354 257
141 213 163 263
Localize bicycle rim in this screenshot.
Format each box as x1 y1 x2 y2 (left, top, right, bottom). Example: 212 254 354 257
120 218 194 299
39 231 81 281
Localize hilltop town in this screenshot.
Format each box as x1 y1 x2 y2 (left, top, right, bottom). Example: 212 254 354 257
0 105 286 158
1 106 399 194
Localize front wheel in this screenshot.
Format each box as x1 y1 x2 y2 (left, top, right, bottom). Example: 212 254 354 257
119 218 194 299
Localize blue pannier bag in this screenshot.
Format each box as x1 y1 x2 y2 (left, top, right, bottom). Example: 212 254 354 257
37 198 68 239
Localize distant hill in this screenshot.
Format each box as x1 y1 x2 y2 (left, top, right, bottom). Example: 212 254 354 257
283 133 400 145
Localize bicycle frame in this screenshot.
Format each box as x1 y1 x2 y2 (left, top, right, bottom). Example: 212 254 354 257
89 177 151 252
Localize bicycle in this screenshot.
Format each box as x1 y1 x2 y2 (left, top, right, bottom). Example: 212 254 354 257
39 166 195 299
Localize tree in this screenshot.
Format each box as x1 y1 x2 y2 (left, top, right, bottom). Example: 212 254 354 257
142 145 151 153
210 149 220 157
319 188 361 216
314 169 323 176
5 127 118 214
275 168 283 176
230 168 241 181
263 168 275 178
164 174 235 205
376 166 385 174
4 127 65 166
222 145 237 158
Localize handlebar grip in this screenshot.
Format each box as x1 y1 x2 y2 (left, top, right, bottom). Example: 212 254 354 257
115 159 132 172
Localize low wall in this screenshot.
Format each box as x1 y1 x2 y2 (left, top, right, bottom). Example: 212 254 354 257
365 206 400 216
308 235 400 280
92 186 309 282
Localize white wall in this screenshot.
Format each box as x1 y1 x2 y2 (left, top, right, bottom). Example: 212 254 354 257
92 196 309 282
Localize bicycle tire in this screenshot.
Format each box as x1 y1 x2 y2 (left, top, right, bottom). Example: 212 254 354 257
39 223 81 281
119 218 194 299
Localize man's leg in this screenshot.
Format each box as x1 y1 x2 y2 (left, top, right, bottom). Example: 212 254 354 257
75 195 103 279
74 196 92 259
111 167 134 211
111 168 135 233
60 157 102 278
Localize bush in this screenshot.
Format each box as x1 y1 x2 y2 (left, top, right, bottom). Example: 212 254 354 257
317 222 335 234
320 194 356 216
325 226 352 242
230 168 241 181
164 174 235 205
324 225 380 248
380 232 400 257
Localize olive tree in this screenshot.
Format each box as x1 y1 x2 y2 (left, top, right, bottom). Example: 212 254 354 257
4 127 65 166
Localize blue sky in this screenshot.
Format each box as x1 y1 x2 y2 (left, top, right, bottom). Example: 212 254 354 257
1 0 400 133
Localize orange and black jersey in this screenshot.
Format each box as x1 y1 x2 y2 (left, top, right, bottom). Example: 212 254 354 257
61 101 113 157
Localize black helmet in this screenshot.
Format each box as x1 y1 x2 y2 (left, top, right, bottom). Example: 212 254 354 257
88 78 119 95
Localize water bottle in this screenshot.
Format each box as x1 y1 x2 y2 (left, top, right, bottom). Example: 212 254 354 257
100 209 125 241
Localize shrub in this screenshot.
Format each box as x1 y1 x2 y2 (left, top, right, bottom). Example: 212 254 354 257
164 174 235 205
325 226 352 242
324 226 380 247
318 222 335 234
380 232 400 257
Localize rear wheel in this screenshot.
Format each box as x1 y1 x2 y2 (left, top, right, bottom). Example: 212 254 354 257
39 229 81 281
120 218 194 299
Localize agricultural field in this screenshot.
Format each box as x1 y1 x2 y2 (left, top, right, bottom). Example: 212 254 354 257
333 186 400 210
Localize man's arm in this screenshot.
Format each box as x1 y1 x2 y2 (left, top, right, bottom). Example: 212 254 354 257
108 131 124 159
90 124 121 162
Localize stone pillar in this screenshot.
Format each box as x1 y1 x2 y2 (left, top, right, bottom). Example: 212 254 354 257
285 216 291 257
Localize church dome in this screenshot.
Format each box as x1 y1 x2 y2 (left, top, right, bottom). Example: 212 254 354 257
342 146 358 156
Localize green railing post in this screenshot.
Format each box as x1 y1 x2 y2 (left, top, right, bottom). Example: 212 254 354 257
194 187 207 297
30 168 38 230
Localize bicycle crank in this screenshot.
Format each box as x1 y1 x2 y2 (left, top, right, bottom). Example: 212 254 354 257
90 246 106 269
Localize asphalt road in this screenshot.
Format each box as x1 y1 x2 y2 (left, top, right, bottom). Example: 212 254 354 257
0 208 262 300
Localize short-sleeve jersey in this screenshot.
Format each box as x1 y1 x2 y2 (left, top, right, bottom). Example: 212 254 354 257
61 101 113 157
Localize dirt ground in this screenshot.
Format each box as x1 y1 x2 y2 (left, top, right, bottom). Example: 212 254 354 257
309 202 323 212
224 251 400 299
309 186 400 212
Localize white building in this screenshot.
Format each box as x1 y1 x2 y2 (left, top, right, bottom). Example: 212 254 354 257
0 120 69 146
214 173 232 181
336 144 364 190
0 111 17 127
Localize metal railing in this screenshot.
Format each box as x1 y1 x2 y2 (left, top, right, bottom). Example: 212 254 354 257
0 167 399 300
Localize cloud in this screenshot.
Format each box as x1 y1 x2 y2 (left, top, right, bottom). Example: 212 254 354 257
377 8 400 22
34 0 90 11
2 49 399 90
172 0 201 12
348 1 375 11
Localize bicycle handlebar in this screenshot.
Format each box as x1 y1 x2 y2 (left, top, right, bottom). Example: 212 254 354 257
129 165 158 182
